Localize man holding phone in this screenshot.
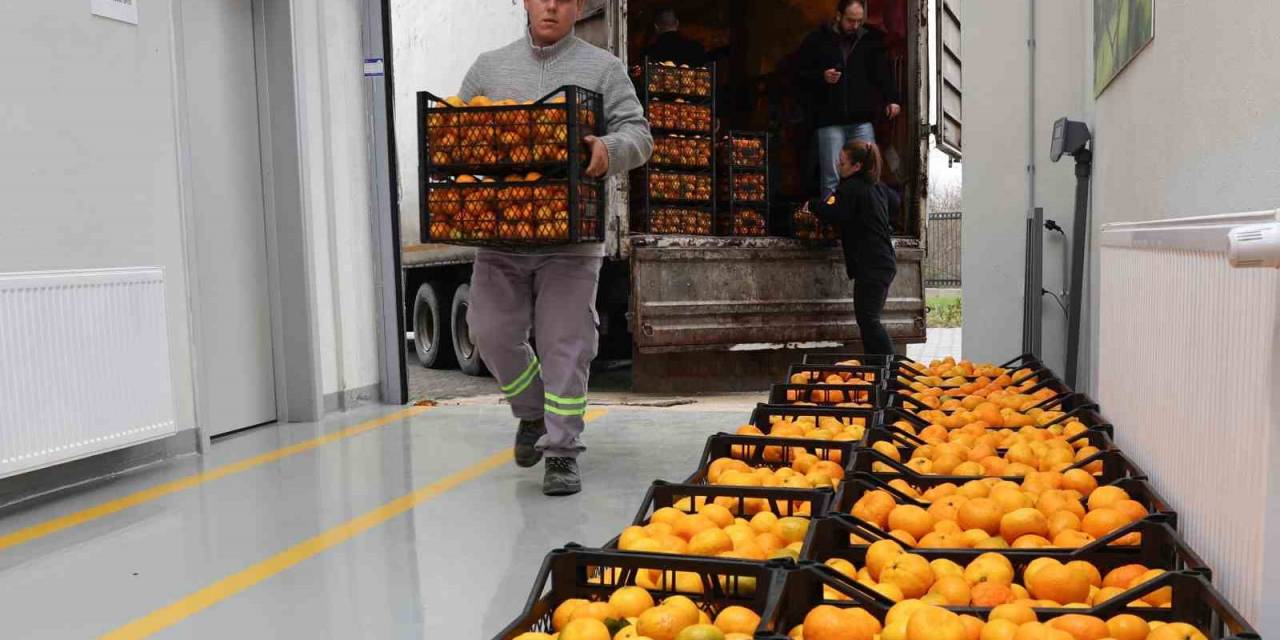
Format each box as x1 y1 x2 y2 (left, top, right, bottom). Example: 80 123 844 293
797 0 900 197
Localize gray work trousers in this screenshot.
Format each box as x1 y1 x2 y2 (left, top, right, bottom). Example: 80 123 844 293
467 251 602 459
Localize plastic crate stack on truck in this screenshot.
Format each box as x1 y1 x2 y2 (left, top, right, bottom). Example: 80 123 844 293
401 0 929 391
494 354 1260 640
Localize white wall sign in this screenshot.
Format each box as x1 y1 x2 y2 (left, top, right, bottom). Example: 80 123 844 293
91 0 138 25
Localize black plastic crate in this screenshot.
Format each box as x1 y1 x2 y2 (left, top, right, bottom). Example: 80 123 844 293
895 352 1054 381
747 404 879 437
757 564 1259 639
831 472 1178 539
631 204 716 235
848 444 1150 486
601 481 836 552
892 390 1100 416
422 178 602 245
802 514 1208 579
768 383 880 407
493 545 784 639
882 405 1115 438
418 86 605 247
788 202 838 242
635 59 715 102
648 100 714 135
685 434 859 485
855 424 1126 476
786 363 886 387
717 204 770 237
650 134 713 170
800 353 896 369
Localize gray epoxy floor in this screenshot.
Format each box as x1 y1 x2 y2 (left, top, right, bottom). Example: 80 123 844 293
0 403 745 638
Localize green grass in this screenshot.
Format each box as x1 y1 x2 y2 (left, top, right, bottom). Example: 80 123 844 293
927 295 962 328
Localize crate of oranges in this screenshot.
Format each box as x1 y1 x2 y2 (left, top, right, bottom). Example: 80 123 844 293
633 206 716 235
604 480 833 563
494 545 779 640
754 562 1257 640
789 201 839 242
635 59 715 99
417 86 605 247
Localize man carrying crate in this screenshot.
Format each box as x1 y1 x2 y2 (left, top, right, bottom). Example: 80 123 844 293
459 0 652 496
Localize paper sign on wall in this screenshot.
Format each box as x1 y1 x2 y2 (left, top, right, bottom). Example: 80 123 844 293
91 0 138 25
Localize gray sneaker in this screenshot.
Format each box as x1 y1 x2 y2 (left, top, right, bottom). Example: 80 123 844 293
514 418 546 468
543 457 581 496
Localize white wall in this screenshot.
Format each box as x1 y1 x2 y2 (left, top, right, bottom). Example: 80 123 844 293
0 1 197 433
292 0 385 398
1085 1 1280 390
959 2 1030 363
390 0 529 247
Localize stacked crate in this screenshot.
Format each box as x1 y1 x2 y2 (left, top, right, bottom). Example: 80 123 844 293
718 131 771 237
631 60 717 235
417 86 605 247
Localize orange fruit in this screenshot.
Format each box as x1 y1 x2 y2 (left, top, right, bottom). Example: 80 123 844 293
1081 508 1129 540
1107 614 1152 640
1067 561 1103 588
1092 586 1126 605
570 602 619 623
959 615 985 640
1027 562 1091 605
906 605 967 640
553 598 590 630
775 517 810 545
1052 530 1095 548
714 606 760 634
652 507 687 527
1130 569 1172 606
965 553 1015 586
1061 469 1098 496
1103 564 1149 589
880 552 935 599
958 498 1004 534
1012 534 1053 548
1012 622 1048 640
929 575 972 605
851 490 897 528
699 504 735 528
803 605 853 640
990 603 1038 625
982 619 1020 640
749 511 780 535
1048 614 1110 640
929 495 969 522
1036 491 1086 519
560 618 611 640
1147 623 1208 640
688 528 734 556
637 606 685 640
1087 486 1129 511
675 514 718 541
674 624 727 640
1112 499 1149 523
866 539 906 580
609 587 655 618
1047 511 1083 539
1000 508 1050 542
888 505 936 541
971 581 1016 606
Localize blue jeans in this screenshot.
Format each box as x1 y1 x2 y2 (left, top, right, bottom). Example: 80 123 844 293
816 123 875 197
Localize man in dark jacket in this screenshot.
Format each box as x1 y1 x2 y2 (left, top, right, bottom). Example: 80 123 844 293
643 9 707 66
796 0 900 197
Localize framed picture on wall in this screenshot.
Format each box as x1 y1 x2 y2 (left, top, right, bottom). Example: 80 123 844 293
1094 0 1155 96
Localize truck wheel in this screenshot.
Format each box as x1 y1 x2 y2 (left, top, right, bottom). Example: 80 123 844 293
413 282 456 369
451 284 488 377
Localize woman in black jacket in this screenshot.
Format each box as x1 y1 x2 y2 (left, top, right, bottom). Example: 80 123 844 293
804 139 898 355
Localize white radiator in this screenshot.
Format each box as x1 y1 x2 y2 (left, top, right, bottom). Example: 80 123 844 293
1098 211 1280 633
0 268 177 479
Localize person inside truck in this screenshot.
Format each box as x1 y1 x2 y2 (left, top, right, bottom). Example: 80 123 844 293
458 0 653 496
796 0 901 197
802 140 897 355
643 8 708 67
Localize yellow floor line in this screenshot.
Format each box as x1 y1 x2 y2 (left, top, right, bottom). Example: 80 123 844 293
0 406 431 552
100 408 608 640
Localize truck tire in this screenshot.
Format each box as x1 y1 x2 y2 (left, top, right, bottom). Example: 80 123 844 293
413 282 456 369
451 283 488 377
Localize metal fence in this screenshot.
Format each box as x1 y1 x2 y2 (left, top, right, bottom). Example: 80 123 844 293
924 211 961 288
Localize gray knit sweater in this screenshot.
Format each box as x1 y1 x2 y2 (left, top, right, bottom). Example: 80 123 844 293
460 31 652 256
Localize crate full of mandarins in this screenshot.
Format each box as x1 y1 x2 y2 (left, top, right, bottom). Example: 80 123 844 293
417 86 605 247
